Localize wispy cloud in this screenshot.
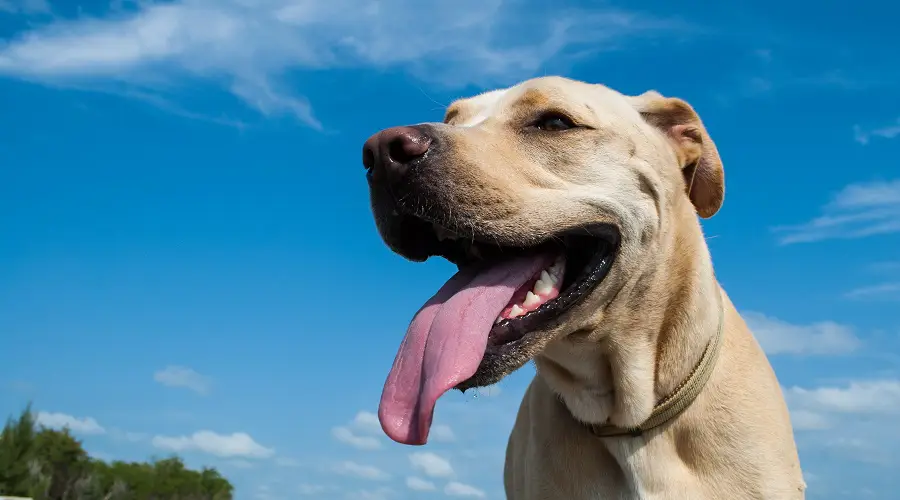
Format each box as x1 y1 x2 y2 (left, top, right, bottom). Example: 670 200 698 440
444 482 487 498
123 89 249 130
854 119 900 145
772 179 900 244
785 377 900 466
331 426 381 450
333 461 391 481
405 477 436 492
152 430 274 458
430 424 457 443
349 411 382 434
845 282 900 301
787 380 900 417
153 365 212 395
36 411 106 435
331 411 385 450
409 452 455 478
717 47 898 104
789 409 831 431
0 0 50 14
743 312 860 355
0 0 690 128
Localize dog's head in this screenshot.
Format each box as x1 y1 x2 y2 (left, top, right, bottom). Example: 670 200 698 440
364 76 724 445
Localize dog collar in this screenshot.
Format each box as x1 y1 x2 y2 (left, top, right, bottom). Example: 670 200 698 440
587 289 725 438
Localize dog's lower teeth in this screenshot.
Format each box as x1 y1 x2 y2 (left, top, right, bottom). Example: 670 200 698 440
534 279 552 295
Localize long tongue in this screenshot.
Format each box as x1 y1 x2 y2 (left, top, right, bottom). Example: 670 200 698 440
378 253 552 445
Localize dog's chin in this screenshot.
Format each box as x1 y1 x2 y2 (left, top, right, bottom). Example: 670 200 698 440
374 204 621 392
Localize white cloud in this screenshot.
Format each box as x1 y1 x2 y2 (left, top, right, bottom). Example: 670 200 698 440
0 0 689 128
430 424 456 443
786 380 900 416
444 482 486 498
743 312 860 355
334 461 391 481
151 430 274 458
409 452 454 478
789 409 831 431
773 179 900 244
331 426 381 450
854 119 900 145
153 365 212 395
351 411 383 434
785 379 900 469
331 411 383 449
36 411 106 435
406 477 436 491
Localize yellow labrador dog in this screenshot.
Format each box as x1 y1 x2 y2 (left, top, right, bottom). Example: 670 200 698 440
363 76 805 499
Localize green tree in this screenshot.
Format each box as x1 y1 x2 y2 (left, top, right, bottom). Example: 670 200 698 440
30 427 91 499
0 403 38 496
0 406 234 500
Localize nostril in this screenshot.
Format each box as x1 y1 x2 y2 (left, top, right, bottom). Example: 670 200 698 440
362 146 376 171
388 138 412 164
387 133 430 164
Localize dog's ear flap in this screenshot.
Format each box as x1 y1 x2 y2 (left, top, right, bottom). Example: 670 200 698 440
629 91 725 218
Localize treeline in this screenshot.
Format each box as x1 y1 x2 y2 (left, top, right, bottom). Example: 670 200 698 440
0 406 233 500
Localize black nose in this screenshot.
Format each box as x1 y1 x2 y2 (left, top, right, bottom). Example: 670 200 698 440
362 125 432 183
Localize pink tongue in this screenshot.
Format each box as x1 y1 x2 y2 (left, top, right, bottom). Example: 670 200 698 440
378 253 551 445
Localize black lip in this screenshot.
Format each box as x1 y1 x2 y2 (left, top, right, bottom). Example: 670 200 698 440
485 224 620 347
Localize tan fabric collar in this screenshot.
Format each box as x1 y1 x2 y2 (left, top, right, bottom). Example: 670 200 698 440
588 290 725 438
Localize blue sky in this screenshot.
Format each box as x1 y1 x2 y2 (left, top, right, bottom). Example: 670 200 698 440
1 0 899 499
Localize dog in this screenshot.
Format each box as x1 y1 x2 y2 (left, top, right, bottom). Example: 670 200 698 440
362 76 805 499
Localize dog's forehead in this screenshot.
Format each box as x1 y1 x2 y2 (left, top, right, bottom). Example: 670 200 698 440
446 77 636 127
447 87 511 127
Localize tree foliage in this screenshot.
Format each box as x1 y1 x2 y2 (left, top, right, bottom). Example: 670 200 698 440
0 405 233 500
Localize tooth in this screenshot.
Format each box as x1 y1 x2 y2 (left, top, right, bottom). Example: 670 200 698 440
540 270 555 284
534 279 552 295
509 305 525 317
523 291 540 308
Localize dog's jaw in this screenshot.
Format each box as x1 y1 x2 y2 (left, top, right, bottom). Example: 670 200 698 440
534 199 724 429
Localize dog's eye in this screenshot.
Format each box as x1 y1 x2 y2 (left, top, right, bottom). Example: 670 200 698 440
532 113 577 132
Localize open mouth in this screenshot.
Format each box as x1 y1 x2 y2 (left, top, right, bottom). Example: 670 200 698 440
377 209 620 446
423 221 620 349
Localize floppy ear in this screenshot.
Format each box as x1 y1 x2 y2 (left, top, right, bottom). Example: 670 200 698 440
629 91 725 218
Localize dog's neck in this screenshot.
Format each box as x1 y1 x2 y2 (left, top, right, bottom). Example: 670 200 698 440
536 204 722 430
